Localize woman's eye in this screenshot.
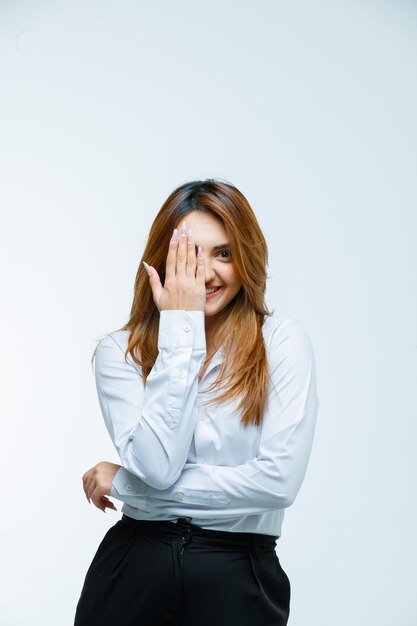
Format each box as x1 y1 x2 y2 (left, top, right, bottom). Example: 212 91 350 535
217 250 231 260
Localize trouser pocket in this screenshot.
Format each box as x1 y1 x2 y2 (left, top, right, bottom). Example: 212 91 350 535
248 547 291 624
79 520 136 590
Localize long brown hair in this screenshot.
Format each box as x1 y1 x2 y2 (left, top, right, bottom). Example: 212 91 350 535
93 179 275 427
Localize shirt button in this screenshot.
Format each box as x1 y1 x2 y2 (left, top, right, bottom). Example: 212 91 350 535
125 484 133 491
177 370 185 379
198 413 205 421
183 325 191 332
175 492 184 501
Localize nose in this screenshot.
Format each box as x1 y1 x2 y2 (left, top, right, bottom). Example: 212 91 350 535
204 256 216 284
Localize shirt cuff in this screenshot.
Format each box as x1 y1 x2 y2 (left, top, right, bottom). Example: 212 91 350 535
111 466 148 498
157 310 206 351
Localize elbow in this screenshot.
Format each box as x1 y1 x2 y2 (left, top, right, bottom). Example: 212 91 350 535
273 474 302 509
119 460 177 491
126 448 181 490
279 480 304 509
281 493 296 509
270 490 294 510
144 472 178 491
146 461 183 490
117 435 189 490
139 459 183 491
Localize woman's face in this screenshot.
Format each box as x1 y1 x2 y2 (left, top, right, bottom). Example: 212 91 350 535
174 210 242 324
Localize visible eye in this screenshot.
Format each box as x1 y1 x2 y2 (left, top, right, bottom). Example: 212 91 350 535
217 249 231 260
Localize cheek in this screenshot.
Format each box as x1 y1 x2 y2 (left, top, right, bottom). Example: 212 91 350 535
223 267 241 290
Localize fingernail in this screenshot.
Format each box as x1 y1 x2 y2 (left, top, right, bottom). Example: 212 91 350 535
187 228 193 243
143 261 152 276
181 221 187 236
198 245 203 258
171 228 178 243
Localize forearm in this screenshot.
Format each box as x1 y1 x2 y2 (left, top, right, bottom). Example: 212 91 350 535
95 310 206 490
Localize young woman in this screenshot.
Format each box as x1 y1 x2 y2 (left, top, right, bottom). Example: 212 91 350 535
74 179 319 626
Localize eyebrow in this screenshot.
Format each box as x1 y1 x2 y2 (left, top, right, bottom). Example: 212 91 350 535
194 242 230 251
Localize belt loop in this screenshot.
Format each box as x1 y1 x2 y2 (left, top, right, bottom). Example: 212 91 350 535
176 517 191 528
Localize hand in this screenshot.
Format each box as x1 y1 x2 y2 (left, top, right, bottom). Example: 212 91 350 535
143 220 206 312
82 461 121 513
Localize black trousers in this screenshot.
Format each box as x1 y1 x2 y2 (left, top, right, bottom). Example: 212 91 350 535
74 514 291 626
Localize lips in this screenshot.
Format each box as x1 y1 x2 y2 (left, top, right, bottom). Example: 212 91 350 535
205 286 223 299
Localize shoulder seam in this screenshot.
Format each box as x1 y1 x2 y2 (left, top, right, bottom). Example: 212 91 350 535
106 332 127 354
98 333 141 374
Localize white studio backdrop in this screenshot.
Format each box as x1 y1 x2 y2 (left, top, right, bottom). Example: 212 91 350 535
0 1 416 624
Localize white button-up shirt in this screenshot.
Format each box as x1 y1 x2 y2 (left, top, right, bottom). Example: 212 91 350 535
94 310 319 537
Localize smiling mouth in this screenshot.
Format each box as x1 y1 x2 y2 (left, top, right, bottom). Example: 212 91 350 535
205 286 223 296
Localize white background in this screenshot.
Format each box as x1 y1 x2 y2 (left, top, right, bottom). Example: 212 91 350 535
1 1 416 624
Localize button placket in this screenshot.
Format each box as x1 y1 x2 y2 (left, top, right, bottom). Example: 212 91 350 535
194 406 212 466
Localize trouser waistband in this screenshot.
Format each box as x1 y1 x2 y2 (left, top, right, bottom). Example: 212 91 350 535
120 514 278 551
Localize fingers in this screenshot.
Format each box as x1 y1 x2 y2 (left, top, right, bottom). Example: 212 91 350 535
82 469 93 503
164 221 196 282
90 483 110 512
85 474 95 502
165 228 178 283
82 470 117 512
176 221 188 277
143 257 165 311
82 472 88 501
196 244 205 286
101 495 117 511
83 465 103 504
185 227 197 277
144 220 205 311
176 221 199 279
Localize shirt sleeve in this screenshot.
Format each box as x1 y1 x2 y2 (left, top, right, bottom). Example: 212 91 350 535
94 310 206 490
109 319 319 518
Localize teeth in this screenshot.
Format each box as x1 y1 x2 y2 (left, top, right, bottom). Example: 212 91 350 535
206 287 220 294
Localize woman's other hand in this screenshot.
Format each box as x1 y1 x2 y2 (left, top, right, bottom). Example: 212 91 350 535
82 461 121 513
143 220 206 312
